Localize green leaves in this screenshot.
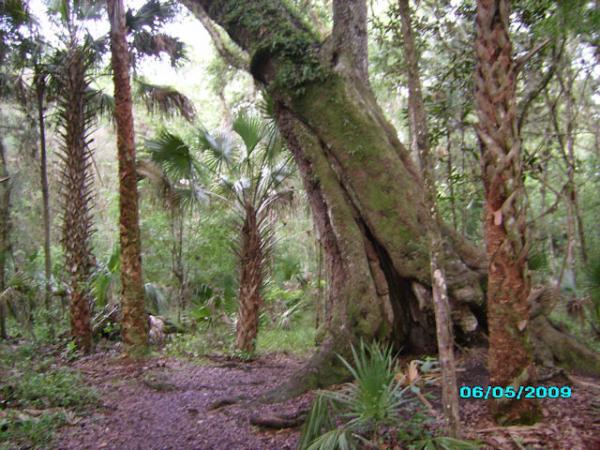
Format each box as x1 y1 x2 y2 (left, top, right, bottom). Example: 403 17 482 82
299 341 407 450
145 129 197 181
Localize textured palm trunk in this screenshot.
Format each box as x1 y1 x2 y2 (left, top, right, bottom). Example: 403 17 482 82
235 205 263 353
108 0 148 356
59 46 95 353
0 136 10 340
475 0 540 424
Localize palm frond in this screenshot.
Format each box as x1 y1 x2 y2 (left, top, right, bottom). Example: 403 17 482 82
198 129 236 172
86 87 115 122
134 78 195 121
125 0 177 32
144 129 198 180
131 30 185 66
233 114 265 155
136 158 178 209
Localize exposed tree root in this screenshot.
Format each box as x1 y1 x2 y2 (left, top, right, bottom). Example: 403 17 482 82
258 338 350 404
249 409 308 429
530 316 600 376
207 395 249 411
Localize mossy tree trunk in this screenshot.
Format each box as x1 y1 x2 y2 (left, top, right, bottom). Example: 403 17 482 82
108 0 148 356
181 0 600 399
474 0 541 424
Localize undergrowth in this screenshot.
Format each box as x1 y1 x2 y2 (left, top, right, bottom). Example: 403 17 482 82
0 342 98 449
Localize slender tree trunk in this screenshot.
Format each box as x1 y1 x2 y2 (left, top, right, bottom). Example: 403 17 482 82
108 0 148 356
171 209 185 322
35 71 53 331
398 0 460 436
475 0 540 425
446 130 458 230
235 204 264 353
0 135 10 340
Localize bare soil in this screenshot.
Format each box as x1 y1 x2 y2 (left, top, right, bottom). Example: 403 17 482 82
54 347 600 450
56 351 312 450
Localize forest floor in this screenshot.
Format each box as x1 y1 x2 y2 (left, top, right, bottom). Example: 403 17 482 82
54 346 600 450
2 341 600 449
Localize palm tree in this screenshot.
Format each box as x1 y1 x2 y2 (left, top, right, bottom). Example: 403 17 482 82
108 0 149 355
48 0 190 352
199 114 293 353
54 38 98 353
141 129 205 321
143 114 293 353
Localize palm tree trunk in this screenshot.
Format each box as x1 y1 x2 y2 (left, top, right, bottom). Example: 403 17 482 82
475 0 540 425
108 0 148 355
235 204 263 353
58 44 95 354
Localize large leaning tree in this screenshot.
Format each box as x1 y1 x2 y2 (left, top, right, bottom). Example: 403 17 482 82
180 0 600 400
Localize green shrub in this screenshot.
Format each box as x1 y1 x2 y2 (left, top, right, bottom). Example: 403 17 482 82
298 341 408 450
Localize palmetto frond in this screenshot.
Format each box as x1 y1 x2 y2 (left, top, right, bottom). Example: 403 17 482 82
198 129 235 172
144 129 198 180
87 87 115 122
131 30 185 67
142 129 210 212
134 78 195 121
233 114 266 155
125 0 177 32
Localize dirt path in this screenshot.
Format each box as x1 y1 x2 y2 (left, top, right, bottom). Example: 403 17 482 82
56 353 311 450
55 348 600 449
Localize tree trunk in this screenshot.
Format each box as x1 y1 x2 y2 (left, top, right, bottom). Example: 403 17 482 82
398 0 460 437
182 0 600 400
474 0 541 425
332 0 369 84
235 204 264 353
57 42 96 354
171 208 185 322
35 70 53 331
108 0 148 356
0 135 10 340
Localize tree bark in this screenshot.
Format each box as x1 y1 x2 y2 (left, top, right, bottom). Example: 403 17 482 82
58 44 95 354
34 69 53 330
108 0 148 356
398 0 460 437
332 0 369 84
475 0 541 425
235 204 264 353
0 135 10 340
